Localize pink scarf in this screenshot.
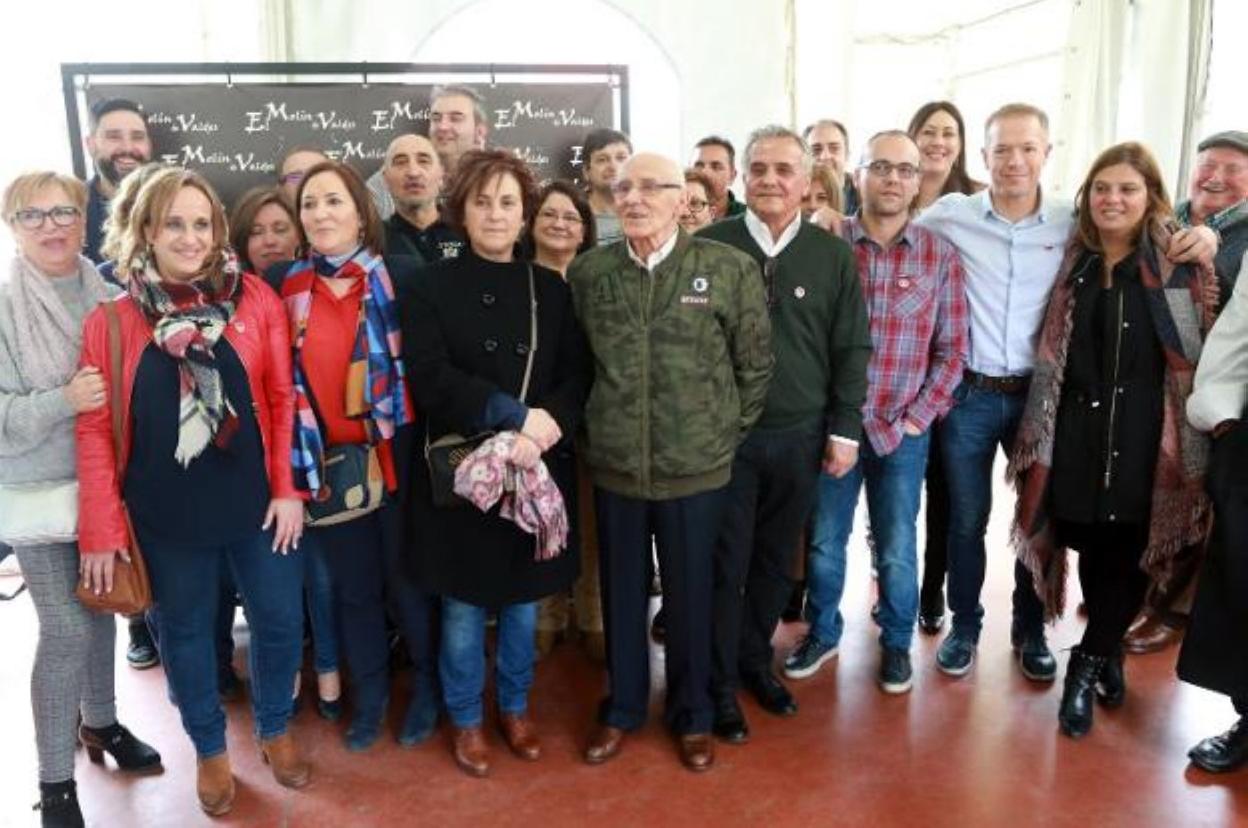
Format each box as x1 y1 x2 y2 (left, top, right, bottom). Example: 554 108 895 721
453 432 569 560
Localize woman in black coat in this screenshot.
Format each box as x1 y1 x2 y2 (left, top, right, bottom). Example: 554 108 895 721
399 150 590 778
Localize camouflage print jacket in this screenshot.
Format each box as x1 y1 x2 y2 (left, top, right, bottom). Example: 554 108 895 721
569 229 773 500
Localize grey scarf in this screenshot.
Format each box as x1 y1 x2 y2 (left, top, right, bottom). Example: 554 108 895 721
9 254 114 390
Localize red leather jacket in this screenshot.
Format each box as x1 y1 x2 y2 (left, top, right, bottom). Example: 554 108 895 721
76 274 297 555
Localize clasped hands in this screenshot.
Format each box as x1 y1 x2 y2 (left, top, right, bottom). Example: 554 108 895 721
511 408 561 470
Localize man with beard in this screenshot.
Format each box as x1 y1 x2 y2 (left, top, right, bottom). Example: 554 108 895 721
381 134 463 263
582 128 632 246
83 99 152 263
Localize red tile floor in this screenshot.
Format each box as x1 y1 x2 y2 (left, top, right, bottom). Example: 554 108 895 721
2 470 1246 827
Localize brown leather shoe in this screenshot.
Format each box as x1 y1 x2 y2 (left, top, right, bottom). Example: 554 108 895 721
196 753 235 817
452 727 490 777
584 725 625 765
260 733 311 789
678 733 715 772
498 713 542 760
535 629 561 659
582 630 606 664
1124 614 1185 655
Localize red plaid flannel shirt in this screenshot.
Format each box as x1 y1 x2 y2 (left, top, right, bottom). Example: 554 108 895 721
842 217 968 456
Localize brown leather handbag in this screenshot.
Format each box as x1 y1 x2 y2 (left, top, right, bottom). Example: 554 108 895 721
75 301 152 615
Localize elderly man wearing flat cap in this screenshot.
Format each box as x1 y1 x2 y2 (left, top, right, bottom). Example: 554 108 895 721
1125 129 1248 655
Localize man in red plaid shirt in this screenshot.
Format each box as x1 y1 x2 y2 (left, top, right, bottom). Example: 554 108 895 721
785 131 968 693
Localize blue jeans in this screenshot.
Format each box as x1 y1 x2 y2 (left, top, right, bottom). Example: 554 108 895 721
440 598 537 728
304 539 339 675
940 382 1045 640
142 528 304 758
807 432 930 651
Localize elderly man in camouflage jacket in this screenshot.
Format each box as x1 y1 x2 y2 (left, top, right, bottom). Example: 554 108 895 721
569 152 773 773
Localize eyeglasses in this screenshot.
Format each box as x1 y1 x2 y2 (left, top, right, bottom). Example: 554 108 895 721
279 171 305 186
686 199 709 214
537 208 584 225
12 205 81 230
611 180 684 198
859 160 921 180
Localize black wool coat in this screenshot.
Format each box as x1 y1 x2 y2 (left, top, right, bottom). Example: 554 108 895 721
1177 421 1248 700
396 250 591 607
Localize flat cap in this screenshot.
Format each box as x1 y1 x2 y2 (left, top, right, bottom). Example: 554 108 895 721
1197 130 1248 155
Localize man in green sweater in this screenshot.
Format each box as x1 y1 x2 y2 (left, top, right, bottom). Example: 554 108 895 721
698 126 871 743
569 152 773 773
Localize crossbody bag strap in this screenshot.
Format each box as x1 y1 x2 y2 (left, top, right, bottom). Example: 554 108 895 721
103 301 125 466
518 263 538 403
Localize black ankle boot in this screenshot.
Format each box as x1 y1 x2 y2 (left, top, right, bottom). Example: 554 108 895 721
1059 647 1106 738
1095 647 1126 708
1189 717 1248 773
79 723 163 773
34 780 83 828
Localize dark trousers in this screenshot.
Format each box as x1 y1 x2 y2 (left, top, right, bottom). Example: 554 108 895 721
713 426 823 692
597 485 727 735
1061 521 1151 656
304 502 438 719
146 561 239 687
920 421 951 607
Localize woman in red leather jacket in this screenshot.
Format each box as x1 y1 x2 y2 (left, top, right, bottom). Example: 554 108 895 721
76 168 308 817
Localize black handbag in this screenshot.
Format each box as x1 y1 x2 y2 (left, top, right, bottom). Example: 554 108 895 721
426 264 537 508
305 442 386 526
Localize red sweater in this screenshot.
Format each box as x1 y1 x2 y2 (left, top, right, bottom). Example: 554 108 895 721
76 275 297 555
296 276 398 489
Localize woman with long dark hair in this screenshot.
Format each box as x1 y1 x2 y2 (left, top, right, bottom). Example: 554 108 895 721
1010 142 1215 738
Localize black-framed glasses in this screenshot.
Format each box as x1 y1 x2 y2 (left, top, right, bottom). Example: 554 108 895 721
537 208 584 225
611 179 684 198
686 198 709 214
859 160 921 180
762 257 778 308
12 205 81 230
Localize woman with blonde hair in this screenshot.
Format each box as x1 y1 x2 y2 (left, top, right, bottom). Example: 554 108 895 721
1 170 161 827
77 167 308 815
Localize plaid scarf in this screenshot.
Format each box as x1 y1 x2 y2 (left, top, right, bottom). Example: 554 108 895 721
1176 197 1248 233
1007 220 1215 619
282 247 411 497
125 249 242 466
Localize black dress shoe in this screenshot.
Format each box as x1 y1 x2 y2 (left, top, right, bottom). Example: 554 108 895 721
742 670 798 717
917 590 945 634
780 581 806 623
1189 718 1248 773
1095 647 1126 708
712 694 749 744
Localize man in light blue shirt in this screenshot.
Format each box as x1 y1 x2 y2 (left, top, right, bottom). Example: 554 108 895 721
918 103 1219 684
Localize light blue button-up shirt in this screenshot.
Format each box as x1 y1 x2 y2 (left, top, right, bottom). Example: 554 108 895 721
915 189 1074 376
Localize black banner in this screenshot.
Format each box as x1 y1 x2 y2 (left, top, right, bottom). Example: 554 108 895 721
78 78 619 206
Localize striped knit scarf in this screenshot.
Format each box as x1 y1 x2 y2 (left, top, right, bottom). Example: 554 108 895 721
125 249 242 466
1007 219 1215 619
281 247 411 497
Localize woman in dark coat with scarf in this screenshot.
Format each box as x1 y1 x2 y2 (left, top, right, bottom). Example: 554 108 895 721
1009 142 1215 739
399 149 591 777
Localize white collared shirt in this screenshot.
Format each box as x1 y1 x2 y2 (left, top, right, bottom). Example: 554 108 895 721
626 227 680 270
745 209 803 258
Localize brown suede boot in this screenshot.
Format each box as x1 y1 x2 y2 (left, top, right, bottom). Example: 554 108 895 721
260 733 311 789
196 753 235 816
